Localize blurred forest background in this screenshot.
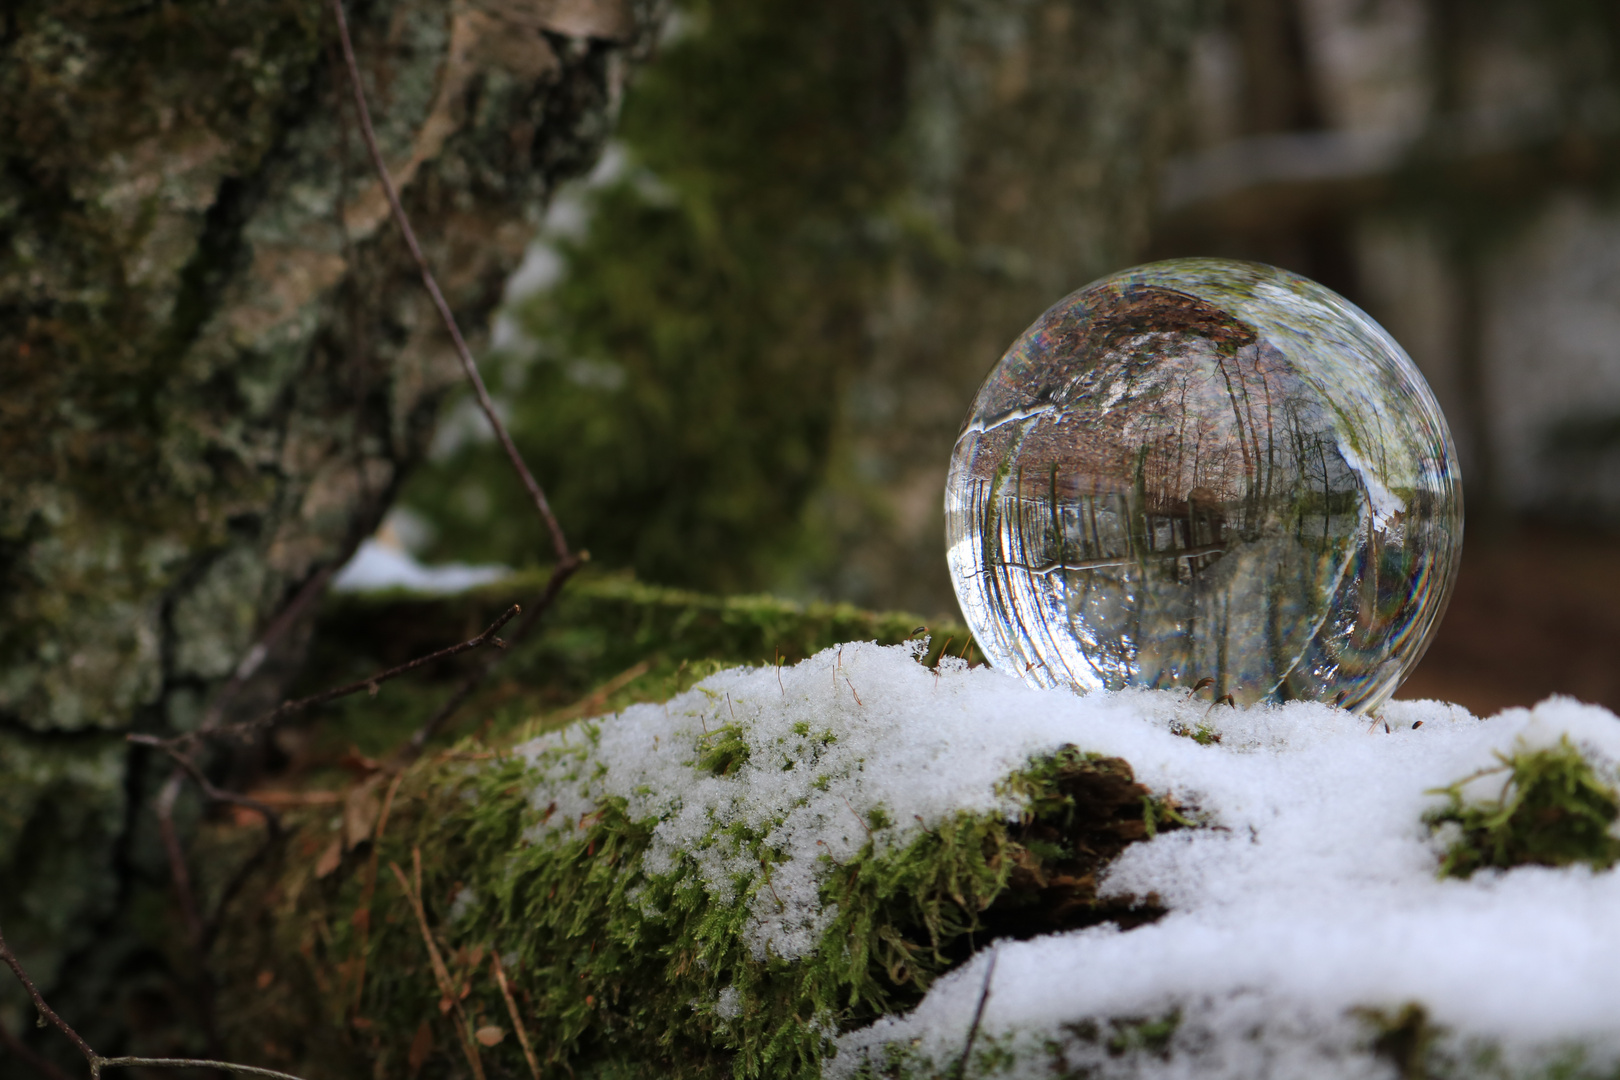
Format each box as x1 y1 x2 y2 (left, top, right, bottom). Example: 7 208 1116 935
397 0 1620 716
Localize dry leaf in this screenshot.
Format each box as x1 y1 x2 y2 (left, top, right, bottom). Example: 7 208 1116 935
475 1025 506 1047
255 970 275 990
314 837 343 879
337 746 382 776
343 779 383 851
408 1020 434 1076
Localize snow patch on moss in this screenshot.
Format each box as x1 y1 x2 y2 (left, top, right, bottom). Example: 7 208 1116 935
514 641 1208 961
830 693 1620 1079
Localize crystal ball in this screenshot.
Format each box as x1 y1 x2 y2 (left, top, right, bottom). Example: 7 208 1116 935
945 258 1462 714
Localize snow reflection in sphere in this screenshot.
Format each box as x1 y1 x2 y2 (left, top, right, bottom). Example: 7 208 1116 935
945 259 1462 714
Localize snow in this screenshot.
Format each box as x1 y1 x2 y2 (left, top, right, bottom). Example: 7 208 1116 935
330 538 510 595
510 640 1620 1078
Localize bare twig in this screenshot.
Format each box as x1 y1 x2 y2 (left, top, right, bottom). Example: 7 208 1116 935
96 1060 310 1080
158 774 206 949
401 569 578 756
1 921 101 1070
327 0 569 563
955 947 999 1079
5 921 300 1077
327 0 597 753
389 856 485 1080
132 741 285 835
490 952 541 1080
135 604 521 756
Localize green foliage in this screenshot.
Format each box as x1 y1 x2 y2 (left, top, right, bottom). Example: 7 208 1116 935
1426 736 1620 879
402 0 927 593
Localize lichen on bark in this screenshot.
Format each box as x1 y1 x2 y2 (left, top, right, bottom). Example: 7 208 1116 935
0 0 664 1054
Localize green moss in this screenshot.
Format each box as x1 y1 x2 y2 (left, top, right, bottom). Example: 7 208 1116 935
1426 736 1620 879
1357 1003 1445 1080
219 733 1179 1079
291 569 971 763
1169 718 1222 746
399 0 926 596
698 723 752 777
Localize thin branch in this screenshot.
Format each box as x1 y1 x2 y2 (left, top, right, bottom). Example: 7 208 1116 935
136 604 521 755
389 857 485 1080
158 772 206 949
95 1058 310 1080
131 741 285 835
327 0 569 563
4 921 315 1080
401 568 578 757
0 922 98 1071
955 947 998 1080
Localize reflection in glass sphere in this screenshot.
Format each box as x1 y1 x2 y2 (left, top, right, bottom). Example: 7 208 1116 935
945 259 1462 714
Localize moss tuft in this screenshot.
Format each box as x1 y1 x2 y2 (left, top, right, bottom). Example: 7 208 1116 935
697 723 751 777
1426 736 1620 879
1357 1002 1444 1080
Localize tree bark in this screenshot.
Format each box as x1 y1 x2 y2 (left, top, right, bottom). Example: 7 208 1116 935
837 0 1205 614
0 0 662 1057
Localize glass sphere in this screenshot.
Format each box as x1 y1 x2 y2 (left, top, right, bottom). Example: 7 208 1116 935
945 258 1462 714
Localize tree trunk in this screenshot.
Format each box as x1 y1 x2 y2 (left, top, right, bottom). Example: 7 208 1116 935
0 0 662 1058
835 0 1204 615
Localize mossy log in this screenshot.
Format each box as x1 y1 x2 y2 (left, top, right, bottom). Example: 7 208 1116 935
206 612 1177 1079
0 0 663 1056
202 591 1620 1080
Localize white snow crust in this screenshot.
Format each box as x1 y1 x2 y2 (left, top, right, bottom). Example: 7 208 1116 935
511 640 1620 1078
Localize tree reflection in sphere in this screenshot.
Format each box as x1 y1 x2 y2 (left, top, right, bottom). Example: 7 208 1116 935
945 259 1462 714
